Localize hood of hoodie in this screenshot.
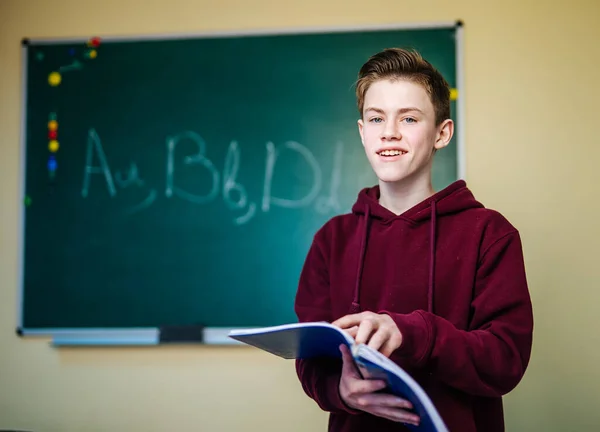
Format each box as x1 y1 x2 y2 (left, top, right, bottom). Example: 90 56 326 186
347 180 484 315
351 180 483 224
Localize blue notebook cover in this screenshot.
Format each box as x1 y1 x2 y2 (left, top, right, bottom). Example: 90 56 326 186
228 322 448 432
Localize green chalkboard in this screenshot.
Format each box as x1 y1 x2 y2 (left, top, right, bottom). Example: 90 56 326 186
19 23 463 333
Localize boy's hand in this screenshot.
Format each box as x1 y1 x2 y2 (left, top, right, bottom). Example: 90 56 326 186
333 312 403 357
338 344 420 426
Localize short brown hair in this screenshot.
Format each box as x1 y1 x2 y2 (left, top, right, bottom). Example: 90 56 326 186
356 48 451 125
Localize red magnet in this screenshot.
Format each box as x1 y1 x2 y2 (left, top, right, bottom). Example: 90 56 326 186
88 37 101 48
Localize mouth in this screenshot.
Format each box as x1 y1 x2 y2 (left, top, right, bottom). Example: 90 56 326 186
376 148 408 158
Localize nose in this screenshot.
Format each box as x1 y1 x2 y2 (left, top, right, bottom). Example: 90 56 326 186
381 120 401 141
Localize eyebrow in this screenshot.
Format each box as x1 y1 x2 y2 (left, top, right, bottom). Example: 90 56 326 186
364 107 424 115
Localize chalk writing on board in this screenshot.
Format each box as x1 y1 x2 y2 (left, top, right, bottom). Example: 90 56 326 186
82 129 116 198
114 162 143 189
115 162 158 214
82 129 158 215
262 140 322 212
165 131 220 204
315 140 343 215
223 140 257 226
81 128 368 224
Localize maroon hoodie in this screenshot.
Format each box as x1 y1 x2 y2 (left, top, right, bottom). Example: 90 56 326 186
294 180 534 432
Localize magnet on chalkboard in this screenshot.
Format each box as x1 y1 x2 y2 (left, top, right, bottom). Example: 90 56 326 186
48 71 62 87
84 49 97 59
87 36 101 48
48 155 57 179
450 88 458 101
48 140 59 153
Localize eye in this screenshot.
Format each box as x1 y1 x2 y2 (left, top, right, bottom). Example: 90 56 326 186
403 117 417 124
369 117 383 123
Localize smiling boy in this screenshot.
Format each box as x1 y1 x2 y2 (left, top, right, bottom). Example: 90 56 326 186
294 48 534 431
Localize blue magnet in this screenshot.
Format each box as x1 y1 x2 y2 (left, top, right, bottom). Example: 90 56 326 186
47 155 57 171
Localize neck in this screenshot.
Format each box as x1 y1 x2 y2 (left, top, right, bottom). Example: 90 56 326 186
378 173 434 215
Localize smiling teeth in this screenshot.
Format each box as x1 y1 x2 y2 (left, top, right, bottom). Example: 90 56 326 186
380 150 405 156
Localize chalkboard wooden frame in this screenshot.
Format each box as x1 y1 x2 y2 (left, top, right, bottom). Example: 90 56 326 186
16 21 465 346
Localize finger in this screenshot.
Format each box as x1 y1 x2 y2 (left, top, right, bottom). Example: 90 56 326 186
339 345 360 379
339 344 352 368
379 333 402 357
345 325 358 339
332 312 370 329
353 395 419 425
355 319 377 345
354 393 413 410
348 376 387 394
340 346 387 394
370 406 420 426
366 328 389 352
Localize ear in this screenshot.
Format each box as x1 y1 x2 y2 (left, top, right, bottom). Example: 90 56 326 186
434 119 454 150
357 118 365 147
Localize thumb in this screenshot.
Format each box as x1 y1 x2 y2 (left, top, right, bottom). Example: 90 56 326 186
339 344 360 378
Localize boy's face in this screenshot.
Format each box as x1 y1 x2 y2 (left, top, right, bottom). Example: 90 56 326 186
357 79 453 185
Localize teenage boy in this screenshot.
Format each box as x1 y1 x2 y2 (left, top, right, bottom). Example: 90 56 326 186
294 48 534 432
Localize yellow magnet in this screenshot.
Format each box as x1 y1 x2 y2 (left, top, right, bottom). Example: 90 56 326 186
48 140 59 152
48 72 62 86
450 88 458 101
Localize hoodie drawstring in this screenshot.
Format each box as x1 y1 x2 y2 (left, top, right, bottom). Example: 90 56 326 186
351 200 438 315
350 206 370 314
428 200 437 314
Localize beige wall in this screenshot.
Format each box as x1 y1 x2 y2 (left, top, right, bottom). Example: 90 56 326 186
1 0 599 431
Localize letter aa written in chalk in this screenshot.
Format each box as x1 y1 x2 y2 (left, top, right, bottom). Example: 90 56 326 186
81 128 157 214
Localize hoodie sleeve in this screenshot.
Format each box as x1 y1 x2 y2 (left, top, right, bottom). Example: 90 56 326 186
382 229 534 398
294 228 361 414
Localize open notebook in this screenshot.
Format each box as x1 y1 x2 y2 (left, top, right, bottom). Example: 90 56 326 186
229 322 448 432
